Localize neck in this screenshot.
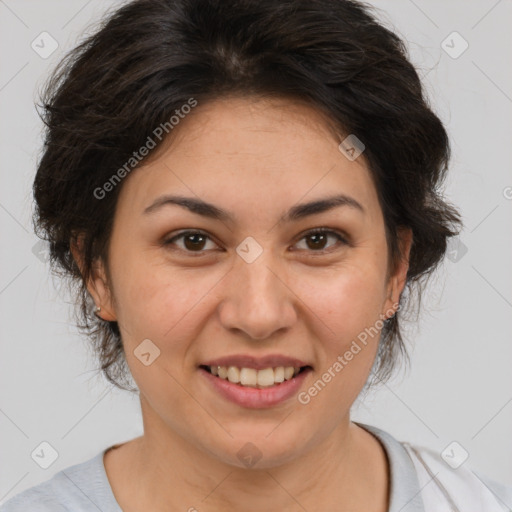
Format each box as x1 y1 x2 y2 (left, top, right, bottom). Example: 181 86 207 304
107 400 389 511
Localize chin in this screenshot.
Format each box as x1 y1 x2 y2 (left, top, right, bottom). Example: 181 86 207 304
206 426 310 470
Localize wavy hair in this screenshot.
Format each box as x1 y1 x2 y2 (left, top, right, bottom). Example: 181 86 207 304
33 0 463 391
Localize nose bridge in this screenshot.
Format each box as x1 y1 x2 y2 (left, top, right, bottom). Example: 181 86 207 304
219 240 296 340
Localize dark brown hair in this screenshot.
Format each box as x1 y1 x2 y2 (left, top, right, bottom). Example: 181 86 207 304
33 0 462 392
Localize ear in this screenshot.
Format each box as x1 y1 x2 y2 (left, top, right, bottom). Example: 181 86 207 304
70 233 117 322
382 226 413 318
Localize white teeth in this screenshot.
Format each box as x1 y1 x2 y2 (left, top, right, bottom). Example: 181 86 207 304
257 368 275 387
274 366 285 383
240 367 257 386
284 367 295 380
227 366 240 383
207 365 304 388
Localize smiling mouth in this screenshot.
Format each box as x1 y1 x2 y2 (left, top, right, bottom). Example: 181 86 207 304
199 365 312 389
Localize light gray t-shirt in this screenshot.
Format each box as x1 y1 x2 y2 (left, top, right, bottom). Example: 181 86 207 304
1 423 510 511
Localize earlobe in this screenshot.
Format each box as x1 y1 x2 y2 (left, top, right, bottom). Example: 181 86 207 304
89 260 117 322
70 234 117 322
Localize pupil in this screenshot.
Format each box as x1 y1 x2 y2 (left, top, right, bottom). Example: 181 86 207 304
308 233 326 250
185 234 205 251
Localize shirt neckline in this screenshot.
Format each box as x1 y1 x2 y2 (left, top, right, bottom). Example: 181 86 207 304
96 423 425 512
355 422 425 512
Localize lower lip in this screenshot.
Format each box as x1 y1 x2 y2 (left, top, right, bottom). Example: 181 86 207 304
199 367 312 409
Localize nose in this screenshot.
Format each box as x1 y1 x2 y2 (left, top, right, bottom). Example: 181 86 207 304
217 250 297 341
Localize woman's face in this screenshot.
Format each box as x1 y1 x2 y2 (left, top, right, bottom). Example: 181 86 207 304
86 96 411 468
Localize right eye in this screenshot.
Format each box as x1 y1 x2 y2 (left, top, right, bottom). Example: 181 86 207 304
163 230 220 255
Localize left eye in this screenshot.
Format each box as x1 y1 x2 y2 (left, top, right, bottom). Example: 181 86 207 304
293 229 347 252
164 229 347 254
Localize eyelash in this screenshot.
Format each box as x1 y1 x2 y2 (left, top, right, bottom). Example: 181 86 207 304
163 228 349 256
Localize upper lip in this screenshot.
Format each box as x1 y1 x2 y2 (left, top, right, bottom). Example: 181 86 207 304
201 354 312 370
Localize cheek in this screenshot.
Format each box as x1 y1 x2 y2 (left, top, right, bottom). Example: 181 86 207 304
299 259 388 344
111 248 225 354
294 266 387 416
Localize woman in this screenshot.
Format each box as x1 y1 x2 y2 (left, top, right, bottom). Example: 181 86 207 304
2 0 511 510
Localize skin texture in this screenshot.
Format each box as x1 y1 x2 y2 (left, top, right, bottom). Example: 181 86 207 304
72 96 412 511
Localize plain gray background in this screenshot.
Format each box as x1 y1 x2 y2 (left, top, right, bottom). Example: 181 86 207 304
1 0 511 504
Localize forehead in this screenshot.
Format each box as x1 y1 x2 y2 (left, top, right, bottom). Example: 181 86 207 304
114 96 382 228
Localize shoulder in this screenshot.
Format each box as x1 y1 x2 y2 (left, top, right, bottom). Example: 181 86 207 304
403 442 512 512
0 449 115 512
356 422 512 512
0 474 68 512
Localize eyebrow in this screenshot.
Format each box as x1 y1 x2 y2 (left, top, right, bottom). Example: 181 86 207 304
143 193 365 223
